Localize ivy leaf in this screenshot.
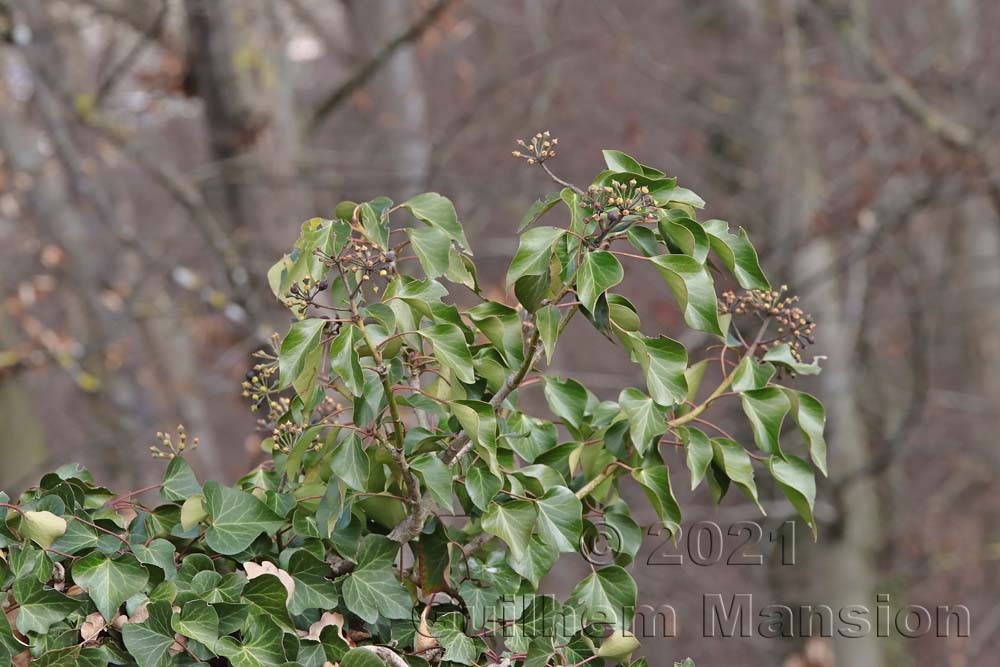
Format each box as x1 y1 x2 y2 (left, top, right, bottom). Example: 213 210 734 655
431 612 487 666
634 335 688 407
203 482 285 556
534 486 583 553
543 377 590 433
535 304 560 364
465 462 502 510
650 255 723 336
420 324 475 384
632 463 681 532
618 388 666 455
180 495 207 531
730 356 775 393
449 400 497 451
160 456 201 502
340 649 388 667
132 539 177 580
72 552 149 622
467 301 524 367
329 326 364 397
19 510 67 550
121 601 176 667
342 536 411 624
243 573 295 632
410 454 455 513
684 427 714 491
577 251 624 313
508 535 560 588
711 438 763 513
703 219 770 290
770 455 818 538
658 216 710 264
784 389 828 476
329 435 370 492
763 343 824 375
407 226 452 278
278 318 326 390
506 226 564 288
567 566 637 629
402 193 470 252
740 387 791 455
519 192 562 231
602 149 643 173
216 615 287 667
12 577 82 635
0 610 27 664
482 500 537 561
171 599 219 649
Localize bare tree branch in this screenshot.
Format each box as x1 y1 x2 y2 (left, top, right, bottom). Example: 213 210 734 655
305 0 456 136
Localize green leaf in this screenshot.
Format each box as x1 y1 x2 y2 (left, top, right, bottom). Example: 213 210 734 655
730 356 776 393
763 343 824 375
482 500 537 561
12 577 81 635
632 463 681 531
407 225 453 278
402 192 470 251
431 612 486 666
278 318 326 390
243 573 295 632
216 615 287 667
519 192 562 231
534 486 582 553
19 510 67 550
650 254 723 336
340 649 388 667
72 552 149 621
568 566 637 629
342 536 411 624
180 495 207 531
577 251 624 313
598 629 641 660
449 399 497 451
770 455 817 538
711 438 763 512
466 301 524 367
465 462 502 510
703 219 770 290
171 599 219 648
121 601 175 667
330 435 370 492
160 455 202 502
508 535 560 588
618 388 666 455
329 325 365 397
420 324 475 384
535 304 560 364
658 216 710 264
0 609 27 664
543 377 590 433
355 203 387 253
602 150 643 173
410 454 454 512
132 539 177 580
634 335 688 407
784 389 828 476
740 387 791 455
203 482 285 555
684 427 714 491
506 226 564 288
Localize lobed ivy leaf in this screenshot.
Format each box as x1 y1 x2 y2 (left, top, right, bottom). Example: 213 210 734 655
160 455 202 502
121 601 176 667
12 577 82 635
482 500 537 561
534 486 583 553
402 192 470 252
203 482 285 556
618 388 666 455
567 565 637 629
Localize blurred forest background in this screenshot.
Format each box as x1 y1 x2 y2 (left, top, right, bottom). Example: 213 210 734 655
0 1 998 665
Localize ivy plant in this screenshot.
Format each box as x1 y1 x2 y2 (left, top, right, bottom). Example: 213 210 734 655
0 134 825 667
